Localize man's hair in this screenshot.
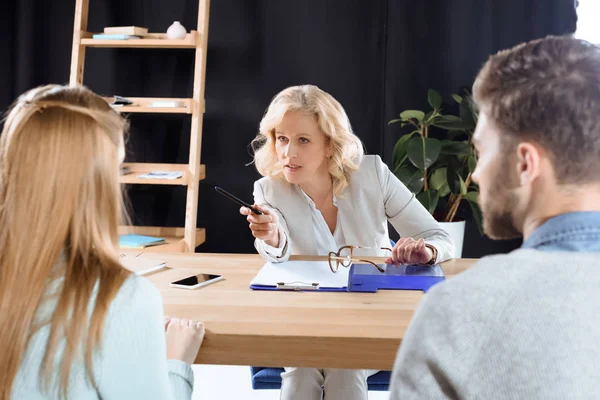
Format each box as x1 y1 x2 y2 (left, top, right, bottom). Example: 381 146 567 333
473 35 600 184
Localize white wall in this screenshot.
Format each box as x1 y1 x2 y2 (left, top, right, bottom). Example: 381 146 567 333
576 0 600 43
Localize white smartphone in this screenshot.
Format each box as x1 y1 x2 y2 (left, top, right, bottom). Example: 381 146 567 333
170 273 224 289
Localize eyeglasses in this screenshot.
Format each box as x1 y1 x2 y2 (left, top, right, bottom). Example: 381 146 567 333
328 245 393 273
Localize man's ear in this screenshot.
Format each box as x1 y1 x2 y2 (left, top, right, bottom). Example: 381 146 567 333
515 142 542 186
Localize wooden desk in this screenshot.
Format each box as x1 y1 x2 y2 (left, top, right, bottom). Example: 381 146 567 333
141 253 476 370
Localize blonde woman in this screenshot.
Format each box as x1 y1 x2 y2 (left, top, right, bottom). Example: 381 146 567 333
0 84 204 400
240 85 454 400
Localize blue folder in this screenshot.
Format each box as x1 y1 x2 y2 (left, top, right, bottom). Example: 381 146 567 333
348 263 445 293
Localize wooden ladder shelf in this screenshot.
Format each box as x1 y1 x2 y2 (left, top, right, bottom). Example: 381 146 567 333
69 0 211 253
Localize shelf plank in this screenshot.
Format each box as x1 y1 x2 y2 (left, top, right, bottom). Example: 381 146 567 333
119 226 206 253
104 97 193 114
80 31 198 48
120 163 205 185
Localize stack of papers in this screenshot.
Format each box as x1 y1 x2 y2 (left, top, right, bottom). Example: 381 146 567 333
119 234 166 249
120 255 167 275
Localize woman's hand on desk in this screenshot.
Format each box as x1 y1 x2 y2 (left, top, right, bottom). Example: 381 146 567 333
164 317 205 365
385 237 434 265
240 204 280 247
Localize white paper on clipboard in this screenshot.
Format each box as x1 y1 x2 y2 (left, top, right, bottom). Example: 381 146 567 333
250 260 349 288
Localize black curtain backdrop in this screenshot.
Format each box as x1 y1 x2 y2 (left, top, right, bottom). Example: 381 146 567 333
0 0 577 257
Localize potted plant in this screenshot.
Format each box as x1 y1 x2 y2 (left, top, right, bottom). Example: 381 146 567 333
388 89 482 257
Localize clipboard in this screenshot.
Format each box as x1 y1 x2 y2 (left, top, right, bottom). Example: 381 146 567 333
249 260 349 292
250 282 348 292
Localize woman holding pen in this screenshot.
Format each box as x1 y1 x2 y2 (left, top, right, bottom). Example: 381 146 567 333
241 84 454 400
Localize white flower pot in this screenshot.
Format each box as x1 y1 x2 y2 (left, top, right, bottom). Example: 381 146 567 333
167 21 187 40
438 220 466 258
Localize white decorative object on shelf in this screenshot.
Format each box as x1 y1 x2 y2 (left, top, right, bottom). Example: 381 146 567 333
166 21 187 40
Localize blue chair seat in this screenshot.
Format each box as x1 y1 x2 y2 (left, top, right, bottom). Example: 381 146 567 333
250 367 392 391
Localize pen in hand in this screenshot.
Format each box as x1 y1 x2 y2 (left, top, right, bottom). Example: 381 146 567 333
214 186 264 215
240 204 280 247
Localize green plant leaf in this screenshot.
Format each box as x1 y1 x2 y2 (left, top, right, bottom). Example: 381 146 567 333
395 167 424 193
428 89 443 109
429 167 447 191
467 199 484 236
457 166 469 179
464 191 479 203
437 182 451 198
392 133 415 170
447 168 467 195
459 100 475 127
446 155 464 171
447 130 466 140
388 118 402 125
468 155 477 172
400 110 425 122
423 111 440 125
417 189 440 215
433 154 450 168
465 95 479 124
459 176 467 195
432 115 473 131
452 94 463 104
440 140 471 156
407 137 442 170
426 111 440 123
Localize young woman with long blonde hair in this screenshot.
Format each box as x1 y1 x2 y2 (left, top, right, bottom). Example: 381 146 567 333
0 84 203 400
241 84 454 400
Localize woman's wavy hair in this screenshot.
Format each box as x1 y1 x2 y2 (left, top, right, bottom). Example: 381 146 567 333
251 85 364 195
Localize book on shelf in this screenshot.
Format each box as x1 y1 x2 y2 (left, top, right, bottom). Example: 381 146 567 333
119 234 166 249
103 26 148 36
92 34 141 40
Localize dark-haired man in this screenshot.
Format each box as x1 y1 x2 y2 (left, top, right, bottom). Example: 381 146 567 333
390 36 600 399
